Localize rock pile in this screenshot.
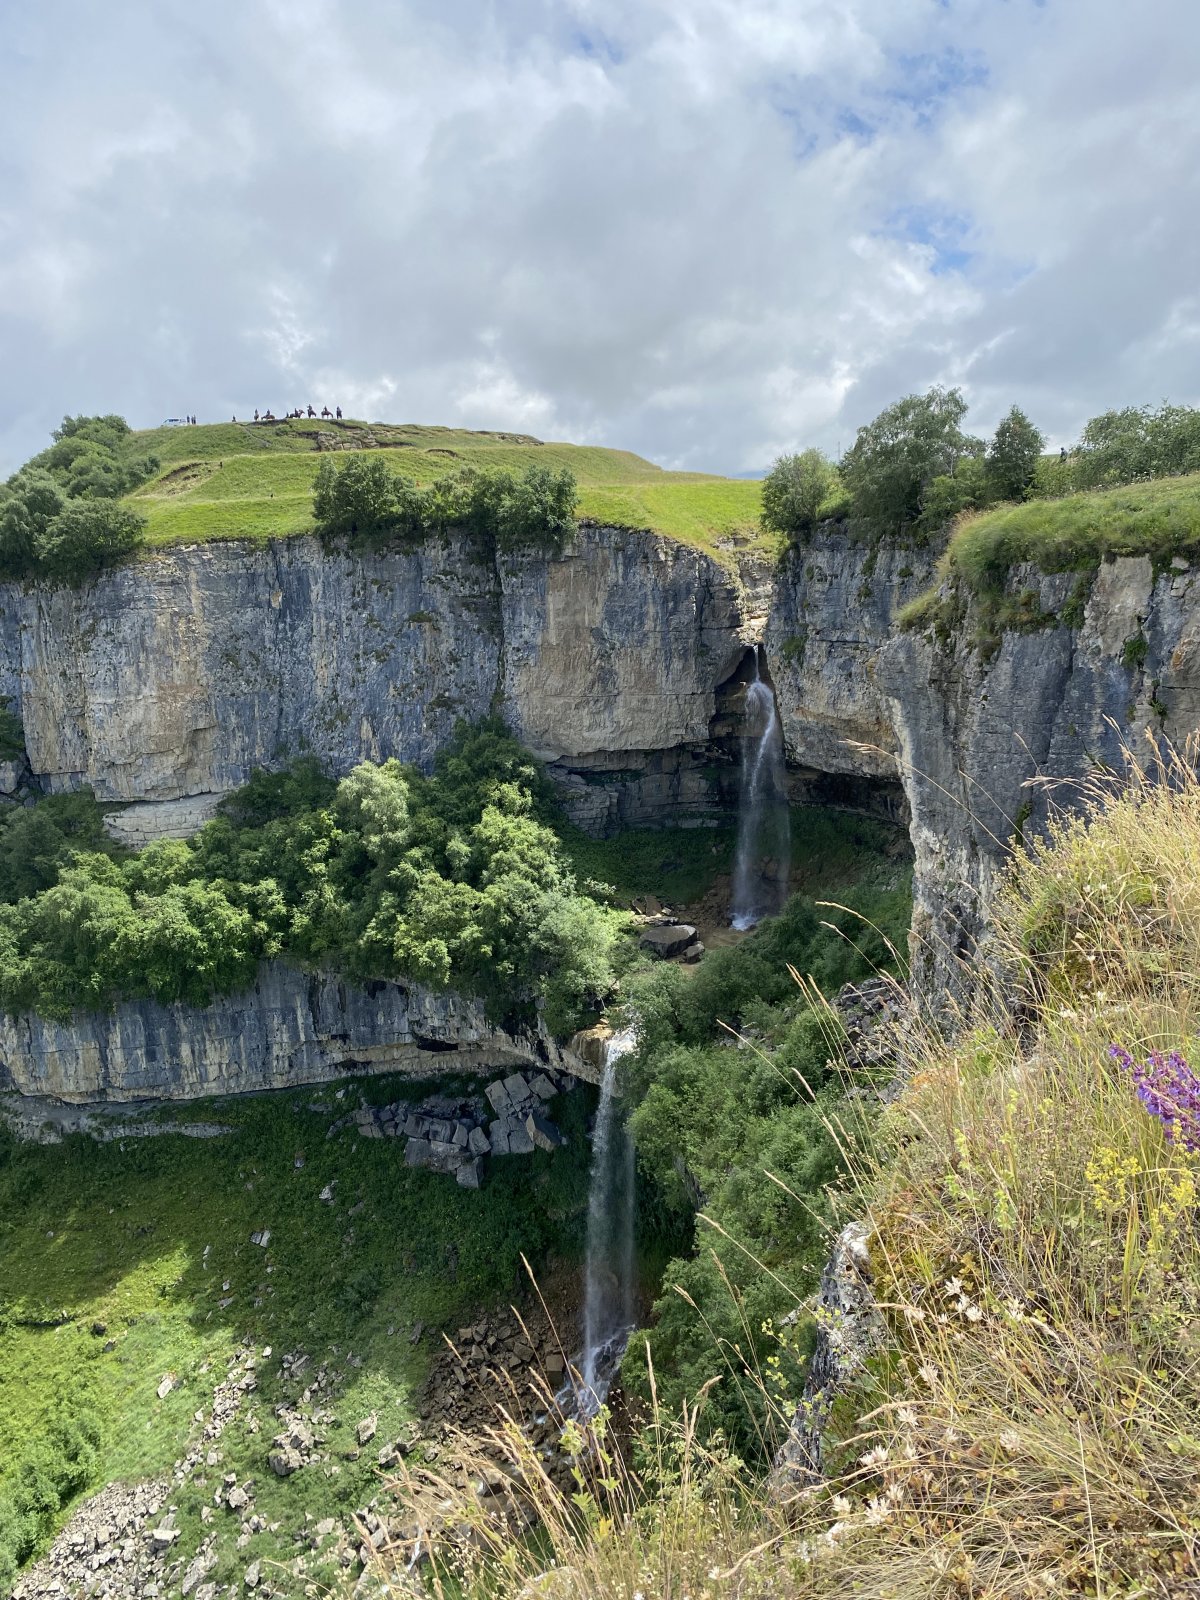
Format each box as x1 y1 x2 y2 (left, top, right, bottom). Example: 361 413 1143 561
345 1073 572 1188
12 1345 263 1600
834 975 916 1081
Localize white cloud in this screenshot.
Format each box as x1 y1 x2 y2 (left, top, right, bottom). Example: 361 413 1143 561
0 0 1198 474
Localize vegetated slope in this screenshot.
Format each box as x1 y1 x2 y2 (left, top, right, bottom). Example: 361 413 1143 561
401 755 1200 1598
122 418 768 558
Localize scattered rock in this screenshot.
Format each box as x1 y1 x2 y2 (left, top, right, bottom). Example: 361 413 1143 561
249 1229 271 1248
356 1415 377 1446
525 1112 565 1153
156 1374 177 1400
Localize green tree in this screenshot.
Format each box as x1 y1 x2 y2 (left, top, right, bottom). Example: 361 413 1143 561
840 386 972 534
760 449 838 539
0 471 66 577
986 405 1044 502
34 501 145 581
312 455 402 540
495 465 577 554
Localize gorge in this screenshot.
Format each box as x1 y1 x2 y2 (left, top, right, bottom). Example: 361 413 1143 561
0 517 1187 1099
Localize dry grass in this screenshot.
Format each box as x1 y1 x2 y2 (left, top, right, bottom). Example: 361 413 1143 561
374 743 1200 1598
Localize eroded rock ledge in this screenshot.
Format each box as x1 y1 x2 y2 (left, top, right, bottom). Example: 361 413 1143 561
0 960 587 1104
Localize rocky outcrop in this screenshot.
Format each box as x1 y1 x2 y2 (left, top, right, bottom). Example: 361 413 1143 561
0 960 584 1103
878 554 1199 1003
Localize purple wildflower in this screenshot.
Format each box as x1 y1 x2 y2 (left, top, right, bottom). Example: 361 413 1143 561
1110 1044 1200 1152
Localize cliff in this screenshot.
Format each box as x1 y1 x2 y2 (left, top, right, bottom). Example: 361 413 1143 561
1 521 1196 1103
0 959 583 1103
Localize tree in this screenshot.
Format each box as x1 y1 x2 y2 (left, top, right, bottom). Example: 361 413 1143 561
840 386 972 534
986 405 1044 502
495 465 577 554
760 449 837 539
34 501 145 581
312 455 401 540
0 471 66 577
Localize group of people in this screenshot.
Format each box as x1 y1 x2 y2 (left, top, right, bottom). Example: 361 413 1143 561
245 405 343 423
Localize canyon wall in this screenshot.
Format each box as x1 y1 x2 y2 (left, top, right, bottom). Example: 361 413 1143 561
0 521 1196 1101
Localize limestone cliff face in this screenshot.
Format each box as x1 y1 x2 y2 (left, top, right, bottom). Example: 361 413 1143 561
0 525 747 820
0 959 581 1103
766 527 937 786
878 555 1198 1002
2 520 1195 1105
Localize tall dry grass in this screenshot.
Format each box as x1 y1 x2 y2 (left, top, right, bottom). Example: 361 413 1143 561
374 745 1200 1598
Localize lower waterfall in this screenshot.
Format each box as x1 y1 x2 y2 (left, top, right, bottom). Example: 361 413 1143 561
730 646 791 930
569 1025 638 1418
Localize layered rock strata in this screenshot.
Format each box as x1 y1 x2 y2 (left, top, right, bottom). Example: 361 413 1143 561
0 960 589 1103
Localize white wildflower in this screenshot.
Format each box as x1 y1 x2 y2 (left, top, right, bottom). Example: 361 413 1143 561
918 1362 939 1385
965 1303 983 1323
943 1276 963 1296
864 1496 892 1526
999 1428 1021 1454
832 1494 852 1516
859 1444 889 1469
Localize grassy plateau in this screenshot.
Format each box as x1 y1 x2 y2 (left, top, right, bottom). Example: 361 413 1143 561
122 418 771 562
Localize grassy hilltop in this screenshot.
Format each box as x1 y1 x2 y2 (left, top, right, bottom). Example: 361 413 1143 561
122 418 771 560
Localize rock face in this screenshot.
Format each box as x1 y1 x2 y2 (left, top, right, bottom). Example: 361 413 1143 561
0 960 579 1102
877 555 1197 1002
1 522 1197 1107
0 525 747 831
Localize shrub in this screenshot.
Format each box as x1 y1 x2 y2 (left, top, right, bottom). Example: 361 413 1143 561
1075 402 1200 489
0 472 66 578
760 449 838 540
495 464 578 554
312 455 403 540
33 501 145 582
840 386 974 535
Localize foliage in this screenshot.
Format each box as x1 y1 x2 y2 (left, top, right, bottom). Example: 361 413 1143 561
760 449 839 540
1075 401 1200 489
0 1073 594 1592
0 722 626 1031
0 790 117 904
0 415 150 582
395 750 1200 1599
985 404 1044 502
839 386 974 535
33 501 145 582
0 701 24 762
621 868 912 1453
313 455 578 554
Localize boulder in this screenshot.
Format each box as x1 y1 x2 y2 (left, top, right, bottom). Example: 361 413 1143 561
530 1073 557 1101
268 1446 303 1477
639 923 697 958
503 1072 530 1105
505 1121 535 1156
468 1125 490 1155
456 1157 485 1189
525 1112 565 1153
484 1080 512 1116
489 1120 510 1155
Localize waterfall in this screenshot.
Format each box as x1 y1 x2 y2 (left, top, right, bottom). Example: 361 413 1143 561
572 1025 638 1418
730 647 791 931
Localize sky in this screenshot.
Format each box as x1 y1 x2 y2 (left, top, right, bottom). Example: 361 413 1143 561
1 0 1198 476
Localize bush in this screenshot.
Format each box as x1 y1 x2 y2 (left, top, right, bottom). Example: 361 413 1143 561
33 501 145 582
840 386 975 535
760 450 838 540
314 457 577 554
0 472 66 578
1075 401 1200 488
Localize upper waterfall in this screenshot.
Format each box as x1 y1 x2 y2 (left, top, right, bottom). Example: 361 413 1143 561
730 647 791 930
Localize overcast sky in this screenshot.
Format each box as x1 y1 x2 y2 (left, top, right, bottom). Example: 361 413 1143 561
2 0 1198 476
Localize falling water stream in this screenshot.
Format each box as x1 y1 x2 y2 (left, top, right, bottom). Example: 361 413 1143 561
730 647 791 930
565 1025 638 1418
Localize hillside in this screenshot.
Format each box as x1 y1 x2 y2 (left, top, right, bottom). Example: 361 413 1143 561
121 418 771 560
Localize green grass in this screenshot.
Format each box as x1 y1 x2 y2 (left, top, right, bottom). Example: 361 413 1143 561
122 420 770 561
942 471 1200 592
0 1074 592 1589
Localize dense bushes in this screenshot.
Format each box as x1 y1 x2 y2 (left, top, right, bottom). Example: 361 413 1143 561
759 448 840 539
621 874 912 1453
0 724 625 1032
0 415 152 582
0 1405 102 1591
313 455 578 554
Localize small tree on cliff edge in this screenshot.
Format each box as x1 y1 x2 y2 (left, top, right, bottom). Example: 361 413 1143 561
987 405 1044 502
760 449 837 540
840 386 971 535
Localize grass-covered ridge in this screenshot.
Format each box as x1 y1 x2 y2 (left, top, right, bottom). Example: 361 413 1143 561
120 417 769 560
